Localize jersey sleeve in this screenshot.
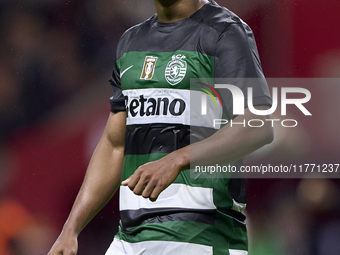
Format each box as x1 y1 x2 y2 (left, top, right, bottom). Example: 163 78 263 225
214 23 272 118
109 61 126 113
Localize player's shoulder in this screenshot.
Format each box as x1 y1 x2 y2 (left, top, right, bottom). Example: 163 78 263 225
116 14 157 58
121 15 156 40
193 1 247 34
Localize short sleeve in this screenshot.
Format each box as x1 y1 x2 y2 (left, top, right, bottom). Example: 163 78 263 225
109 61 126 113
214 23 272 118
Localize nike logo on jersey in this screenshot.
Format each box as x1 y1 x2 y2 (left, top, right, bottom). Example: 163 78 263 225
120 65 134 79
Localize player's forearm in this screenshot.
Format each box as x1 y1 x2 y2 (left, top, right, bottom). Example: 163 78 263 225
191 119 272 166
61 112 126 236
174 107 274 169
122 108 273 201
63 144 123 236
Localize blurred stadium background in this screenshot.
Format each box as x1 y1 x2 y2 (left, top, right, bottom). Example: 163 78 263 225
0 0 340 254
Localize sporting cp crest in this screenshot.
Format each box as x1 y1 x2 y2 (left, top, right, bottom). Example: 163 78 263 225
165 54 187 86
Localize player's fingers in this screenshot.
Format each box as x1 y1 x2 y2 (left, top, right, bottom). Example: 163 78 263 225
132 178 149 195
142 182 156 198
126 172 141 191
149 185 163 202
121 177 130 186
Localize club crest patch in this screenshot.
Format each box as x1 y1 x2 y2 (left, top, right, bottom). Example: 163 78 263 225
165 54 187 86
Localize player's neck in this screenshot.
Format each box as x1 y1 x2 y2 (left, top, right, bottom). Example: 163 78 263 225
154 0 209 23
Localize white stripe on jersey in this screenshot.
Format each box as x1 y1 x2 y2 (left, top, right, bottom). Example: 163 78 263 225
105 238 213 255
123 88 223 129
229 249 248 255
119 184 216 211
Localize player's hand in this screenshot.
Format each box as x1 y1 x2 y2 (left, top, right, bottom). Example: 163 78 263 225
47 231 78 255
122 151 186 201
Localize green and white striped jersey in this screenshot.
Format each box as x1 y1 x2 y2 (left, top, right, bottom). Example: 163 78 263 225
107 1 271 254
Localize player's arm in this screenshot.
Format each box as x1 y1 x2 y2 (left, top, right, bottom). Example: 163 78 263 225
48 110 126 255
122 106 273 201
185 105 273 166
